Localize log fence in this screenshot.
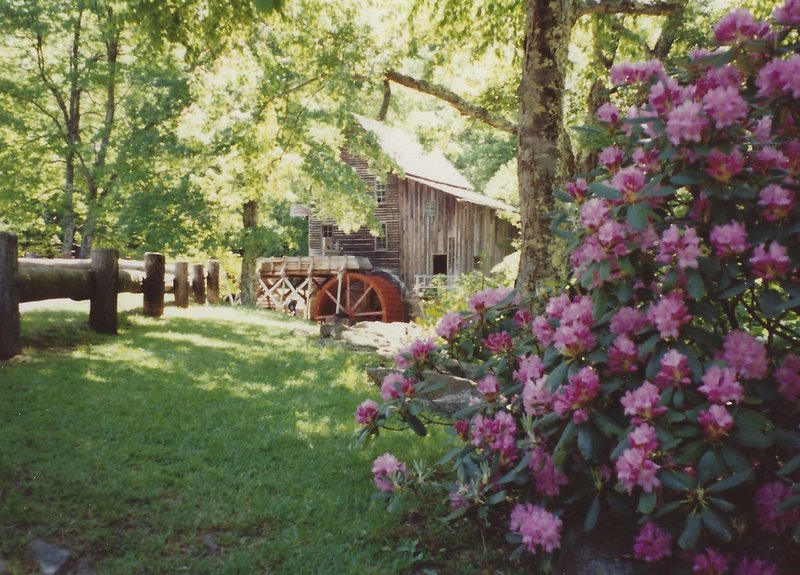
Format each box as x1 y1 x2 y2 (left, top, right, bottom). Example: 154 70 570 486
0 232 220 360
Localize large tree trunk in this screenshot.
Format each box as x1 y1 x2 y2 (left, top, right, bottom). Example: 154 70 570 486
240 199 260 307
516 0 577 293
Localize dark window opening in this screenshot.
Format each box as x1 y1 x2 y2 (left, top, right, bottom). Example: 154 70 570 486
375 223 387 251
375 181 387 204
322 224 334 238
433 254 447 275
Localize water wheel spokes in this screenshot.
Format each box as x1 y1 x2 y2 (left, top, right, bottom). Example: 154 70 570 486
313 272 405 323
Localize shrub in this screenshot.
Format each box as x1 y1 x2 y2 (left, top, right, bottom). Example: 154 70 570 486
357 3 800 574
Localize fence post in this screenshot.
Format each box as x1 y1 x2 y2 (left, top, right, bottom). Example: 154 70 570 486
192 263 206 304
207 260 220 304
0 232 21 360
89 248 118 335
143 252 165 317
173 261 189 308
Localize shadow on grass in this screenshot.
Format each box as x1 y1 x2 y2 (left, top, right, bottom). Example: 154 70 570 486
1 306 451 574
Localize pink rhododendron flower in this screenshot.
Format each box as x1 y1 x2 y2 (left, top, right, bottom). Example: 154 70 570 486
714 9 769 43
436 312 464 340
721 330 768 379
610 306 649 335
531 315 555 347
648 78 687 114
529 447 569 497
395 353 410 369
751 115 774 143
454 419 470 441
753 147 788 174
657 224 702 271
553 366 601 424
775 354 800 401
654 349 693 389
523 376 554 416
705 148 745 183
647 292 692 339
514 308 533 328
699 366 744 404
580 197 611 230
469 286 514 312
628 423 659 453
735 558 780 575
755 481 800 533
696 64 743 97
514 354 544 384
757 54 800 99
703 86 748 129
509 503 562 554
698 404 735 441
471 411 518 461
693 547 729 575
409 338 435 361
750 241 791 280
553 320 597 359
710 222 748 257
476 373 499 398
597 102 620 124
758 184 796 221
633 522 672 563
372 453 407 492
608 333 639 374
599 145 625 170
774 0 800 24
356 399 379 425
633 147 661 173
784 139 800 173
666 100 708 145
610 59 666 85
380 373 415 400
621 382 667 423
616 447 661 494
566 178 589 202
483 331 512 354
611 166 647 203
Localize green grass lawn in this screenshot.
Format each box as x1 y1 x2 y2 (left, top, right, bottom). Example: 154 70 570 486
0 296 481 574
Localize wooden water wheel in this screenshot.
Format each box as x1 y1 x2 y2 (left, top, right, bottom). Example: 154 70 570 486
313 272 405 322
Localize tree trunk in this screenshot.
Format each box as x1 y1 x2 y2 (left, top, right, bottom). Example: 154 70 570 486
516 0 577 293
81 10 120 257
0 232 21 360
240 199 259 306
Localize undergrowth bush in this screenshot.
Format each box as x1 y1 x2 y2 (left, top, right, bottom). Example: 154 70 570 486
357 4 800 574
416 271 507 328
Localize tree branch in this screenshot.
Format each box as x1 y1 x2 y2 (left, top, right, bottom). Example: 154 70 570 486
385 69 518 135
578 0 682 18
377 78 390 121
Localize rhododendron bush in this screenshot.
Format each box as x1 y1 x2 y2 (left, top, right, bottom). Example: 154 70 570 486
357 4 800 573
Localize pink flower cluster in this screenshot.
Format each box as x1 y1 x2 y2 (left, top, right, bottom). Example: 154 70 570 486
553 366 601 424
469 286 514 312
380 373 415 400
654 349 693 389
509 503 562 555
483 331 512 354
372 453 407 492
356 399 379 425
698 404 735 441
720 330 768 380
693 547 729 575
755 481 800 533
633 522 672 562
647 292 692 339
699 366 744 404
621 382 667 423
775 354 800 401
471 411 518 462
435 312 464 340
529 447 569 497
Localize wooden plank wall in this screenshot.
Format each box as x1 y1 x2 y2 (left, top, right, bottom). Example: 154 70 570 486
308 151 401 274
309 150 517 289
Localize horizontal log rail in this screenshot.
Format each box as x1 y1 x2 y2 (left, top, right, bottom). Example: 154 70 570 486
0 231 220 360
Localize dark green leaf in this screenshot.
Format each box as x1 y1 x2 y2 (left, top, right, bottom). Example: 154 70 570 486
485 490 506 505
779 454 800 477
638 490 657 514
760 288 783 318
671 171 705 186
719 282 747 299
553 420 577 464
678 511 702 550
590 181 622 200
546 361 570 391
591 412 624 437
777 495 800 513
653 499 684 518
702 506 733 542
554 189 574 203
627 202 650 230
659 470 693 492
577 423 598 462
708 497 736 513
404 413 428 437
687 270 706 300
707 469 753 493
720 445 751 474
732 430 771 448
584 495 601 532
497 451 533 484
697 450 721 485
735 408 774 434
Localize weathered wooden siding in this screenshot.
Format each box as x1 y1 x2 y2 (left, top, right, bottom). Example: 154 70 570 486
309 149 517 289
398 179 515 287
309 151 401 274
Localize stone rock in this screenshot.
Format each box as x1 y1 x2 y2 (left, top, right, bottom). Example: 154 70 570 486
26 539 72 575
202 533 221 555
75 563 97 575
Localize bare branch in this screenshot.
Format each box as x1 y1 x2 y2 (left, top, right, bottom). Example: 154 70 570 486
377 78 390 121
578 0 682 18
385 69 518 135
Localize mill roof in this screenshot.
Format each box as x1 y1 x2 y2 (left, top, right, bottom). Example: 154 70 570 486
354 115 516 213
